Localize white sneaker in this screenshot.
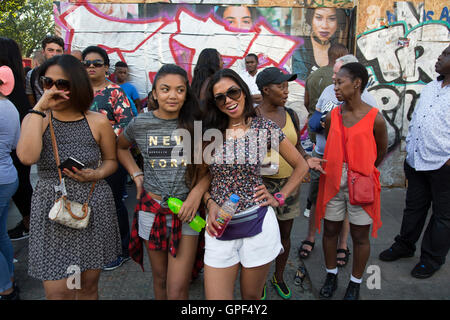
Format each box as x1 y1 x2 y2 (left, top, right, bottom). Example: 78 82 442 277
303 208 310 218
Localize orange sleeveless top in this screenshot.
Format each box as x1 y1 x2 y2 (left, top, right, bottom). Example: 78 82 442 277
315 107 382 237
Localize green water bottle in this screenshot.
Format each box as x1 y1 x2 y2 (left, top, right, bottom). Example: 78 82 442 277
167 197 206 232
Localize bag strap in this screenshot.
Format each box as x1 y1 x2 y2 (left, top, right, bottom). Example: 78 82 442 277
48 112 96 205
338 106 349 165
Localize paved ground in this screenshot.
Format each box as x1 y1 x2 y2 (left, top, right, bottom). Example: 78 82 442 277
6 166 449 300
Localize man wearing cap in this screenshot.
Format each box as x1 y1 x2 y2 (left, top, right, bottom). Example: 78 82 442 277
379 45 450 279
239 54 262 106
255 66 326 299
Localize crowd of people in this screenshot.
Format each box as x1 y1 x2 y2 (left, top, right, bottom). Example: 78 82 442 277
0 33 448 301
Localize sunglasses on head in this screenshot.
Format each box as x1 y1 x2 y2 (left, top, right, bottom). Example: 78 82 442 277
82 59 105 68
40 76 71 91
214 87 242 108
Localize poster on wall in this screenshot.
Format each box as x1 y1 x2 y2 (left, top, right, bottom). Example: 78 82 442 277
54 2 351 99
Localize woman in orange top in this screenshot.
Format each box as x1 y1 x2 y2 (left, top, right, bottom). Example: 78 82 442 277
315 62 387 300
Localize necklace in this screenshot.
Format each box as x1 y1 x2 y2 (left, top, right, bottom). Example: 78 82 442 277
231 122 244 127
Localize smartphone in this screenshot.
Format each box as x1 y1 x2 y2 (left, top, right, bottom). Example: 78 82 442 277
59 157 85 172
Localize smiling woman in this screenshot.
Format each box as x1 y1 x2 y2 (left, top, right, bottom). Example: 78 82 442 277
116 64 207 300
200 69 308 300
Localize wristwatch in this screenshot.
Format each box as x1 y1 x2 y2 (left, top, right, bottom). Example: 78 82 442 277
274 192 285 206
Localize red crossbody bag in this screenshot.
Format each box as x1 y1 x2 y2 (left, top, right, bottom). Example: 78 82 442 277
338 107 375 206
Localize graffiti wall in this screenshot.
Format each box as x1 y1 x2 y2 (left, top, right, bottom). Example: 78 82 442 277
54 0 352 128
357 0 449 186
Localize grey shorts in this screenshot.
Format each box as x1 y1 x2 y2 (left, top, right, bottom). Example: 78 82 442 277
324 164 373 226
138 211 199 240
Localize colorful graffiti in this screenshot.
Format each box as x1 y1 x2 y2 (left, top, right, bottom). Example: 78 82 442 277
357 1 449 185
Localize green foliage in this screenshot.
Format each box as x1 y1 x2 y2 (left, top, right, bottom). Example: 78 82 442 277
0 0 55 57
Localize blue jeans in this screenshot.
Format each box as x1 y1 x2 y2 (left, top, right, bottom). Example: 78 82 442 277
0 178 19 292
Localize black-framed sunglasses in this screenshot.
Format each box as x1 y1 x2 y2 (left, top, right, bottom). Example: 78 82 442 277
82 59 105 68
40 76 71 91
214 87 242 108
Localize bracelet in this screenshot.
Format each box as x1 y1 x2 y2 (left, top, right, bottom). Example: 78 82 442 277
131 171 144 180
28 109 46 118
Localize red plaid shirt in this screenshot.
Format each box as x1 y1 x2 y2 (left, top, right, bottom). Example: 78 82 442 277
129 191 181 271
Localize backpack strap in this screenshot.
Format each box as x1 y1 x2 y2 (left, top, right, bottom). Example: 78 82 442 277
285 107 311 161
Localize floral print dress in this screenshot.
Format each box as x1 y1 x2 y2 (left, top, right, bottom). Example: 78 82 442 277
91 82 133 136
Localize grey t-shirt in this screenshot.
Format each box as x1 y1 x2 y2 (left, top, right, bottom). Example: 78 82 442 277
314 84 378 155
123 111 190 205
0 99 20 184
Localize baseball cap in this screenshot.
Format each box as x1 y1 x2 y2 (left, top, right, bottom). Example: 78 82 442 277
0 66 15 96
256 67 297 92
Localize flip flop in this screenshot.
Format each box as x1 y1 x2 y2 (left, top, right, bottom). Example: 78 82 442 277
298 240 315 259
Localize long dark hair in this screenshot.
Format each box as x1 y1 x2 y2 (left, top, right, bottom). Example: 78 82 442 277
38 54 94 112
0 37 31 121
203 68 256 133
152 64 203 187
191 48 222 100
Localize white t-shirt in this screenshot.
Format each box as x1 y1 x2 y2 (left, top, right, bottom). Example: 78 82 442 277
239 70 260 96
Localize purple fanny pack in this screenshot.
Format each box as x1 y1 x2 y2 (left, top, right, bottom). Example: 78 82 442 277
217 206 268 241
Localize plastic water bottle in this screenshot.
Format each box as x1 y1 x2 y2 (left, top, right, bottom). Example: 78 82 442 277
215 194 240 238
167 197 206 232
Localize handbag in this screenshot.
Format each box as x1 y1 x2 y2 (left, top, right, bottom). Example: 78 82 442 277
47 112 96 229
338 107 375 206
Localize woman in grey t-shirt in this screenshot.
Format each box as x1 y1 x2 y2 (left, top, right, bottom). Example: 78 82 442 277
117 64 208 300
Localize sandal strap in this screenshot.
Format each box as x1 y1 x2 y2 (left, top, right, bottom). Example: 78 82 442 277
337 248 350 254
302 240 315 249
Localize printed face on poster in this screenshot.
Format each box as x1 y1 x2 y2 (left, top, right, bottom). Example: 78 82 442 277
55 2 350 98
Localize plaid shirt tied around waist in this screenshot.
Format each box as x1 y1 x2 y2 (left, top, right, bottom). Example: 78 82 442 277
129 190 181 271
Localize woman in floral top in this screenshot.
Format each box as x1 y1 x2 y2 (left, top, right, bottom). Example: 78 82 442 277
82 46 134 270
201 69 309 300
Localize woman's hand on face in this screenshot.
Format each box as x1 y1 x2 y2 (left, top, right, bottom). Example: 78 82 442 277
253 184 279 207
62 167 99 183
206 200 222 237
35 87 70 111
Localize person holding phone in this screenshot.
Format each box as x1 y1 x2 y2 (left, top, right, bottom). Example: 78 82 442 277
16 54 121 300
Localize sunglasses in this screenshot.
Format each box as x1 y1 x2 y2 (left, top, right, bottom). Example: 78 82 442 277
40 76 71 91
214 87 242 108
82 59 105 68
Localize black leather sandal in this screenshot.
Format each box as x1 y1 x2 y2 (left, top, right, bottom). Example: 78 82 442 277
298 240 315 259
337 248 350 267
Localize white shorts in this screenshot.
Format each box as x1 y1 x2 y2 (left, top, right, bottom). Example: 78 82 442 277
204 206 283 268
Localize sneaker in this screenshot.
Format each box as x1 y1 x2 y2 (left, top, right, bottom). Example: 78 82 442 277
270 274 291 299
303 208 310 218
411 261 439 279
8 221 29 241
0 287 20 300
261 284 266 300
103 256 131 271
379 245 414 262
319 273 338 299
343 281 360 300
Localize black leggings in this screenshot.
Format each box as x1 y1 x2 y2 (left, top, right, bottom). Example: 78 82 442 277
11 150 33 219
